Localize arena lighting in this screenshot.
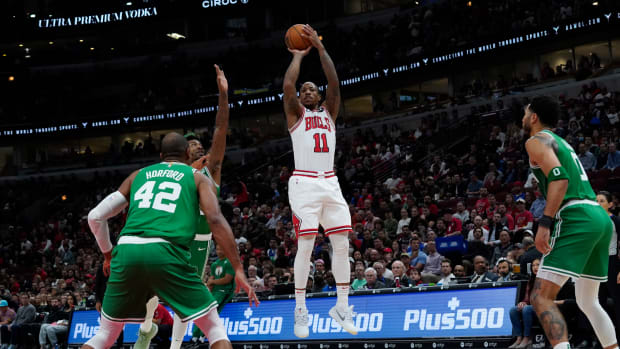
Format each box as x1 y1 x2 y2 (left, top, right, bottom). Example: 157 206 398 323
29 13 36 18
48 41 54 45
18 43 23 47
110 47 115 50
90 47 95 51
467 1 472 7
61 195 67 201
592 1 599 5
166 33 186 40
1 53 6 57
8 76 14 82
126 1 133 5
79 39 84 43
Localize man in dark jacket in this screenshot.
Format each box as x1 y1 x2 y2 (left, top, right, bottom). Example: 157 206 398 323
468 255 499 283
38 297 71 347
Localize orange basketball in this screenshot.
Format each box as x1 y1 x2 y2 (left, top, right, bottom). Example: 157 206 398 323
285 24 311 50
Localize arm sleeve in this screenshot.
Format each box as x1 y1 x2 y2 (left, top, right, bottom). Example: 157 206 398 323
88 191 128 253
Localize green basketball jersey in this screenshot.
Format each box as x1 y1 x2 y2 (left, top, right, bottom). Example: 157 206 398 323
531 130 596 204
197 166 220 237
121 162 199 249
210 257 235 293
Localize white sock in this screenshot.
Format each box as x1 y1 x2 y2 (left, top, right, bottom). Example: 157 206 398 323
140 296 159 332
553 342 570 349
295 288 306 308
336 285 349 307
170 313 187 349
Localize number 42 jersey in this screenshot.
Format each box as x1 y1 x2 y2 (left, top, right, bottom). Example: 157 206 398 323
289 107 336 172
530 130 596 204
120 162 200 249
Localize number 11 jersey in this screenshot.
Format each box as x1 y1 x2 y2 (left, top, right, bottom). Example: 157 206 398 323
121 161 199 249
289 107 336 172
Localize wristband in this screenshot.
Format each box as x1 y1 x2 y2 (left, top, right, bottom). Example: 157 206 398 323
539 215 553 229
548 166 569 182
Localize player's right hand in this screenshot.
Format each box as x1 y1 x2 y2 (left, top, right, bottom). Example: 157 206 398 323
192 155 208 170
235 273 260 307
103 252 112 277
535 226 551 255
288 46 312 57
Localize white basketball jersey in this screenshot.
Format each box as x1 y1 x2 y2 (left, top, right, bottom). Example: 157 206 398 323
289 107 335 172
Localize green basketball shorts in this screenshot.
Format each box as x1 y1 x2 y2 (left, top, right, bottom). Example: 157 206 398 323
189 236 212 280
540 200 613 281
101 237 218 323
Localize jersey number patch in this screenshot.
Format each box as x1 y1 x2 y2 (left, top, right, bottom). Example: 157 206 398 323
134 181 182 213
313 133 329 153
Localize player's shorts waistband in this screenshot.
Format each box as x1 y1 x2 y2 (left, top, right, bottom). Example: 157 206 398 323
557 199 599 217
194 234 212 241
292 169 335 178
118 236 171 245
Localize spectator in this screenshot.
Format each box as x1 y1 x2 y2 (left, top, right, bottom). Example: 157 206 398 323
578 143 597 171
497 204 515 231
466 173 484 198
408 236 427 272
469 256 498 283
443 209 463 236
391 261 412 287
467 216 490 242
508 259 539 348
529 191 546 220
0 301 15 327
372 262 394 286
0 293 36 349
151 303 173 348
453 265 466 279
38 297 71 349
519 236 542 275
314 259 326 277
351 264 367 290
363 268 386 289
407 268 423 286
397 209 411 235
322 272 337 292
490 230 515 267
513 198 533 230
421 241 442 282
605 142 620 170
496 258 514 282
453 202 470 224
383 211 398 237
488 212 508 243
437 259 456 285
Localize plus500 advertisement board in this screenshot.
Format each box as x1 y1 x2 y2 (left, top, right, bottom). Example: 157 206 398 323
69 286 517 344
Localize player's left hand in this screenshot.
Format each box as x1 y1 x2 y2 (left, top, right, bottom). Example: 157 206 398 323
192 155 208 170
301 24 324 50
214 64 228 93
535 226 551 255
235 272 260 307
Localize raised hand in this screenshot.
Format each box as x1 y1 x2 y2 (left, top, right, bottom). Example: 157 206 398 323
301 24 324 50
214 64 228 92
288 46 312 57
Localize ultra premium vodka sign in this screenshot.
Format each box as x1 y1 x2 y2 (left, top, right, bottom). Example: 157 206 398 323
38 7 158 28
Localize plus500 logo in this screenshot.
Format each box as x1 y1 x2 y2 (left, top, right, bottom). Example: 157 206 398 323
72 322 100 339
222 316 283 335
308 312 383 334
403 297 504 331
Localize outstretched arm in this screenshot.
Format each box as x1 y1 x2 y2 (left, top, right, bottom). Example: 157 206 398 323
283 46 311 129
207 64 229 186
302 24 340 120
195 173 260 306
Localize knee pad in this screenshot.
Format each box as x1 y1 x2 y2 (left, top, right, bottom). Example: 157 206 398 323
193 308 229 345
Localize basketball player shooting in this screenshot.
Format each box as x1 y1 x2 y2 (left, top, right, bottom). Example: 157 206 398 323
283 24 357 338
